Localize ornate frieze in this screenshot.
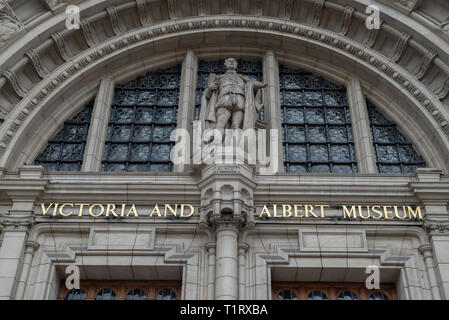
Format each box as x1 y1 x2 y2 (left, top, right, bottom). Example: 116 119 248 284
1 70 28 98
424 219 449 234
378 0 422 15
44 0 70 11
312 0 325 27
0 0 23 48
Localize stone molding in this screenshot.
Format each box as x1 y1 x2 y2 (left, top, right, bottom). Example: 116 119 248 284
424 219 449 234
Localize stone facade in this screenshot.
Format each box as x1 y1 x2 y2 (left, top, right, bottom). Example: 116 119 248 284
0 0 448 300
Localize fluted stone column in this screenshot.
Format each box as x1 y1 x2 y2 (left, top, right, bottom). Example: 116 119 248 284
419 244 442 300
238 243 249 300
205 242 216 300
214 220 240 300
15 241 39 299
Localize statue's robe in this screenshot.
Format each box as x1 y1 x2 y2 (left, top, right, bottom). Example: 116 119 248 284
199 73 264 133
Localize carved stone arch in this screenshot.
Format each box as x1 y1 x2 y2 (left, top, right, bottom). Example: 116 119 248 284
0 18 448 171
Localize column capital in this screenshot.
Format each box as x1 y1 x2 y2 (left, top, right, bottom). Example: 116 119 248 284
238 243 249 252
418 243 433 257
205 242 216 253
0 214 34 231
424 219 449 235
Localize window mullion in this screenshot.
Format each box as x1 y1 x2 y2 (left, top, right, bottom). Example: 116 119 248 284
82 76 115 172
346 78 377 174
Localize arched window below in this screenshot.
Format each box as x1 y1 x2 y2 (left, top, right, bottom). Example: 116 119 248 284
337 291 358 300
126 288 147 300
155 288 177 300
65 289 86 300
96 288 116 300
276 289 298 300
368 291 390 300
307 290 328 300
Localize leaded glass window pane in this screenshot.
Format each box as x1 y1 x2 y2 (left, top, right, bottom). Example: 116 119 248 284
35 100 94 171
195 60 263 121
102 66 181 172
367 101 426 173
280 66 357 173
155 288 177 300
277 290 298 300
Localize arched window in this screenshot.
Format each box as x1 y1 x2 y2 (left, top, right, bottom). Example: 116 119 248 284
276 289 298 300
65 289 86 300
126 288 147 300
34 100 94 171
337 291 358 300
155 288 177 300
307 290 328 300
367 100 426 173
102 66 181 172
280 66 357 173
195 60 263 121
368 291 390 300
95 288 116 300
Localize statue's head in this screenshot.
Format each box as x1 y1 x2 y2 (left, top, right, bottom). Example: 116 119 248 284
224 58 238 71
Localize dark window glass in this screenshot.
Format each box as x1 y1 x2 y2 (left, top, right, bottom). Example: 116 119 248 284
367 101 426 173
155 288 176 300
126 288 147 300
307 290 328 300
337 291 358 300
368 291 390 300
35 101 94 171
96 288 116 300
195 60 263 121
276 289 298 300
102 66 181 172
280 66 357 173
65 289 86 300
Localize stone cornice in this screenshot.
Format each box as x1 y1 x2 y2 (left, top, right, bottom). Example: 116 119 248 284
0 15 448 169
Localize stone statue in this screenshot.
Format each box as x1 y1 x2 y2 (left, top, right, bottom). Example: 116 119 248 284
199 58 267 144
0 0 22 47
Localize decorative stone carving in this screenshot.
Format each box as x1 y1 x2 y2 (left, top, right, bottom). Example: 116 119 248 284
0 0 23 48
424 219 449 234
199 58 266 145
392 32 412 62
80 18 97 47
378 0 422 15
416 50 437 80
45 0 70 11
26 49 49 79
